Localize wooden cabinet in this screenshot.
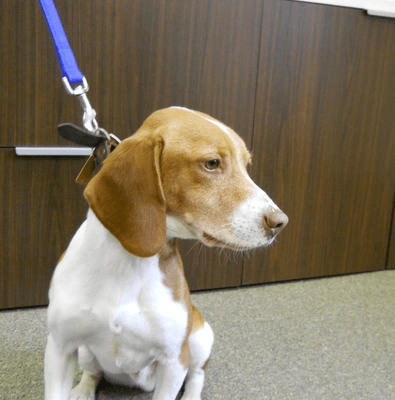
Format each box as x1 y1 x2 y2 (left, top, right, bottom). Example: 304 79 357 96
242 0 395 284
0 0 263 307
0 0 262 146
0 150 87 308
1 0 394 308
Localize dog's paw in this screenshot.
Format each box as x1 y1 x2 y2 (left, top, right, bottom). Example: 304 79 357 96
69 369 101 400
69 384 95 400
180 394 201 400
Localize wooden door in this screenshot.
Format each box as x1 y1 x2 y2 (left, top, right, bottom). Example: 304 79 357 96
0 0 263 308
0 0 263 146
2 0 395 309
242 0 395 284
0 149 87 309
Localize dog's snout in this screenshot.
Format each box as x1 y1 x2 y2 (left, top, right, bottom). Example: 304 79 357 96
263 211 289 235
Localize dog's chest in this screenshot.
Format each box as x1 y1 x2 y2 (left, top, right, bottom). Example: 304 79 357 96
90 259 188 374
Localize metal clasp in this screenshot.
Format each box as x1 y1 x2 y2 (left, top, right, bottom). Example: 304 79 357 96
62 76 99 133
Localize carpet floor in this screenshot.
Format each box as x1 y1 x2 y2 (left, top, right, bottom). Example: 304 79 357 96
1 270 395 400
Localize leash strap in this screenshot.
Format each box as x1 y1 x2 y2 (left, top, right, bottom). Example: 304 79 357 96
38 0 84 85
38 0 121 184
39 0 99 133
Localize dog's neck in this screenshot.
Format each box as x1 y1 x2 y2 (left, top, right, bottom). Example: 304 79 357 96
83 210 193 264
166 215 199 240
83 209 156 266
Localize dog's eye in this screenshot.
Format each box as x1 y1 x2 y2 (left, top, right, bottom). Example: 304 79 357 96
203 160 220 171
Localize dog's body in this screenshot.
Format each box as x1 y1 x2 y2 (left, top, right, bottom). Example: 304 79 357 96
45 107 288 400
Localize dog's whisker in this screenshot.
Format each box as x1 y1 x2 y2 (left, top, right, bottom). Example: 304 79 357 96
197 242 204 265
186 239 203 256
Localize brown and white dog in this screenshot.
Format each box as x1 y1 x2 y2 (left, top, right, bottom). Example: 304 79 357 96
44 107 288 400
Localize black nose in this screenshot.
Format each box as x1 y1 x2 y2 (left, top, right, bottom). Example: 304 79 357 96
263 211 289 235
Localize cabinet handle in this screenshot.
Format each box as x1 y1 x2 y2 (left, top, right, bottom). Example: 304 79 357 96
15 147 93 157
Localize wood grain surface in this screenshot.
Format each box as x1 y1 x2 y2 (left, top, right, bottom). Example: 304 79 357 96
0 0 262 146
1 0 264 304
242 0 395 284
0 150 88 308
2 0 395 308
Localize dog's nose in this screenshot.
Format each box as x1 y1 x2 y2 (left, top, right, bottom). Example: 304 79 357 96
263 211 289 235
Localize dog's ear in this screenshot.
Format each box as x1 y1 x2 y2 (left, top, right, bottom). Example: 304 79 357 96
84 133 166 257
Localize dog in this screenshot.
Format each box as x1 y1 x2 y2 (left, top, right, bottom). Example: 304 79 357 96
44 106 288 400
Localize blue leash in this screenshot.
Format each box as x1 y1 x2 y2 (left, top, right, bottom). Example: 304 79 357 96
38 0 102 134
38 0 121 183
38 0 83 85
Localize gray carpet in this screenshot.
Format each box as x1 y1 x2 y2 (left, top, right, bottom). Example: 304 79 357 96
1 270 395 400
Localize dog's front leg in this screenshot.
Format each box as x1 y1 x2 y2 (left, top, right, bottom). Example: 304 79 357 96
69 345 103 400
152 358 188 400
44 333 78 400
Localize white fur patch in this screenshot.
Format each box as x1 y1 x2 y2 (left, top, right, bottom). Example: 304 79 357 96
232 187 278 247
48 210 189 378
166 215 198 240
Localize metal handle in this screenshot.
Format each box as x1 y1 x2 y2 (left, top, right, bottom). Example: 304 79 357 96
15 147 93 156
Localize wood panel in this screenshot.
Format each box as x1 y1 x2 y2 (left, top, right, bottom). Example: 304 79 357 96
0 150 88 309
0 1 64 146
0 0 264 305
0 0 262 147
242 0 395 284
0 148 242 309
387 206 395 270
74 0 262 291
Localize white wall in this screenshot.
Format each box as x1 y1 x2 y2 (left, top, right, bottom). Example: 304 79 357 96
295 0 395 18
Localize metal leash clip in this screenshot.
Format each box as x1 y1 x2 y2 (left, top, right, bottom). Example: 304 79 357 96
93 127 121 167
60 76 121 185
62 76 99 134
39 0 121 184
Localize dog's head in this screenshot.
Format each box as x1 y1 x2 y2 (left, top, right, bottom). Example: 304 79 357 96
84 107 288 257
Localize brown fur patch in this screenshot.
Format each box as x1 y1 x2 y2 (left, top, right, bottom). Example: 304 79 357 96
84 133 167 257
159 240 192 369
157 108 254 247
191 306 205 333
49 251 66 289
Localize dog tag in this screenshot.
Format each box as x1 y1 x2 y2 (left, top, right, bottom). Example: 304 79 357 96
76 153 96 185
